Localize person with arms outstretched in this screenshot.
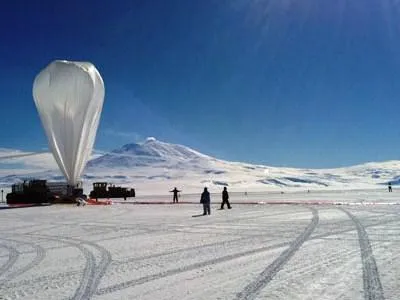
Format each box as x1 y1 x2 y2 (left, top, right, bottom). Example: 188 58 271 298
220 187 231 209
200 187 211 215
170 187 181 203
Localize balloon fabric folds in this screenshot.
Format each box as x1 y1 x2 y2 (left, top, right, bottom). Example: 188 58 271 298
33 60 105 186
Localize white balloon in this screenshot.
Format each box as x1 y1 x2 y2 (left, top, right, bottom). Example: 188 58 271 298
33 60 105 186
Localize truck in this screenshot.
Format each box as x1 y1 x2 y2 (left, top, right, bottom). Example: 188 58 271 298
6 180 84 204
6 180 55 204
89 182 135 200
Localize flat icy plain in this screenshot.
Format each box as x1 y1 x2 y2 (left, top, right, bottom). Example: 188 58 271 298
0 191 399 299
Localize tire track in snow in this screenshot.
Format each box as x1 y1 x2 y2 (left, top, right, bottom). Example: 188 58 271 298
311 214 399 242
0 230 274 291
0 244 19 278
98 211 399 269
2 237 289 293
2 210 395 296
28 234 111 300
96 241 292 296
25 234 95 300
71 244 96 300
113 233 273 266
4 242 46 282
3 240 292 294
1 270 79 290
80 239 112 298
0 238 46 282
234 207 319 300
96 208 318 296
340 208 385 300
6 212 361 293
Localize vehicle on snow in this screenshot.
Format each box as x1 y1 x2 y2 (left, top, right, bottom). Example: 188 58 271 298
6 180 84 204
89 182 135 200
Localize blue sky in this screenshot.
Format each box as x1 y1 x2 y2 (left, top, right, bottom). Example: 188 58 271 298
1 0 400 168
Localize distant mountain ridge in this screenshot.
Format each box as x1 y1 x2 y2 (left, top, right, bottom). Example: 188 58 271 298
1 137 400 194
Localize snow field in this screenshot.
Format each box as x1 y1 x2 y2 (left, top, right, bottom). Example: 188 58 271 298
0 192 399 299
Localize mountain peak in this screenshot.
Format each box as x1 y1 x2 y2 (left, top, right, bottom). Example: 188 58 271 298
144 137 157 143
87 138 210 169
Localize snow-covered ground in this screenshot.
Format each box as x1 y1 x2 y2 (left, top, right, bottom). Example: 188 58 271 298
0 191 399 299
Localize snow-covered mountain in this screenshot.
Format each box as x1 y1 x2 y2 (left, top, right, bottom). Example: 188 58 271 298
86 137 211 168
0 137 399 195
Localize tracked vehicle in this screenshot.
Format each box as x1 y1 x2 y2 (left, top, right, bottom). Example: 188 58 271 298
6 180 84 204
6 180 55 204
89 182 135 200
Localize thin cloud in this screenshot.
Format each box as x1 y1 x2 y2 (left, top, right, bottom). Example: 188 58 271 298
0 149 101 171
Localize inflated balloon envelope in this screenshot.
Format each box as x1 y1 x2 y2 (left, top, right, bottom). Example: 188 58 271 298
33 60 105 186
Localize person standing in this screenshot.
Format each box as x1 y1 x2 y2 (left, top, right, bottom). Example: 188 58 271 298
220 187 231 209
170 187 181 203
388 182 393 192
200 187 211 215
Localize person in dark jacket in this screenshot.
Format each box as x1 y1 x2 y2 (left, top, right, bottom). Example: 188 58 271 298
200 187 211 215
170 187 181 203
220 187 231 209
388 182 392 192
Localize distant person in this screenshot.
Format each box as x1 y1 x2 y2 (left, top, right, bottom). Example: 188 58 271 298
170 187 181 203
200 187 211 215
388 182 392 192
220 187 231 209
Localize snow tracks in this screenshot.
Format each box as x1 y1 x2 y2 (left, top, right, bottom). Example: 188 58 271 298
30 234 112 300
0 238 46 283
340 208 385 300
235 207 319 300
